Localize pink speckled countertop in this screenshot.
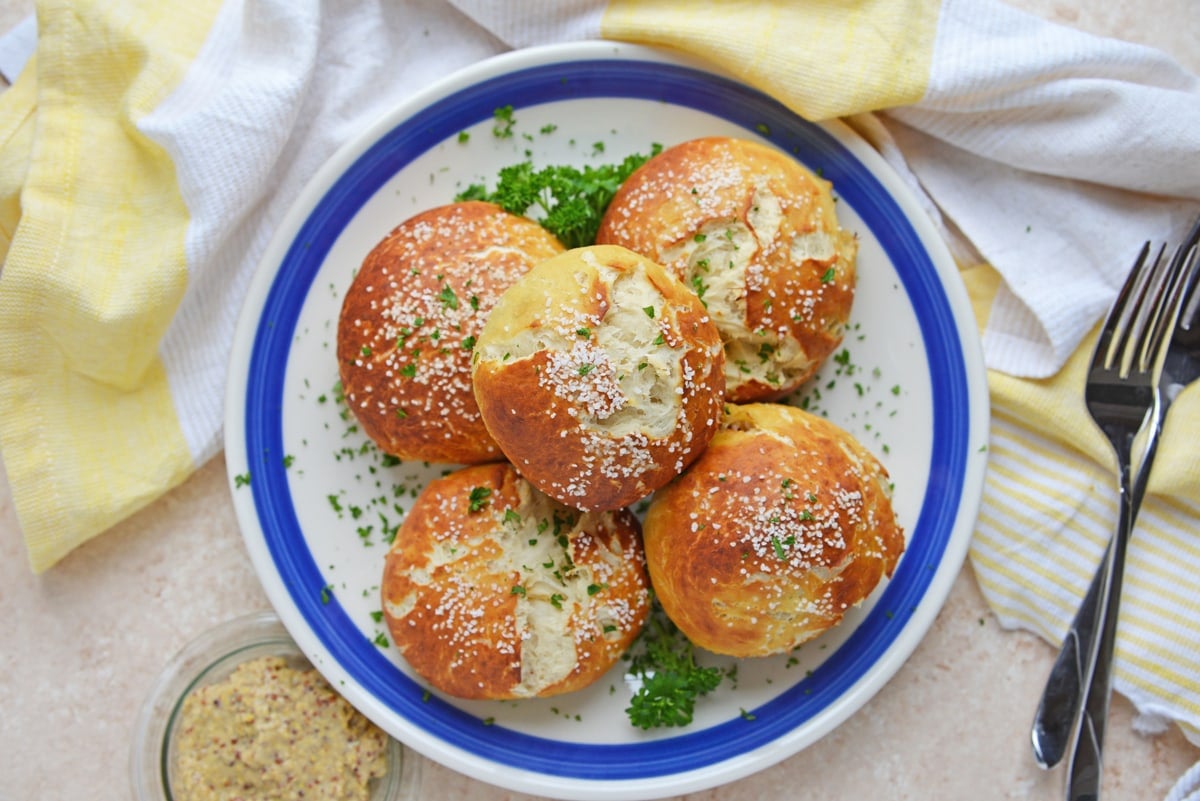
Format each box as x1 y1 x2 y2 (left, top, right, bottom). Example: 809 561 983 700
1 2 1197 800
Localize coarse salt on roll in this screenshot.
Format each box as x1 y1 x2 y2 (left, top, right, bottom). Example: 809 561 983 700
597 137 857 403
471 244 725 511
381 462 649 699
337 201 564 464
642 402 904 658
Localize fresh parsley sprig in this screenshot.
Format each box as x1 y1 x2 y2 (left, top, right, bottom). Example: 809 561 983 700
456 146 662 249
624 601 727 730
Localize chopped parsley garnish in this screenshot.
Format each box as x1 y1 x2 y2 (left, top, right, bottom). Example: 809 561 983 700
467 486 492 512
771 535 787 560
492 105 516 138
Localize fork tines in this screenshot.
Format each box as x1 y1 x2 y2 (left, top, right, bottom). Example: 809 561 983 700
1166 215 1200 342
1103 218 1200 382
1099 243 1168 379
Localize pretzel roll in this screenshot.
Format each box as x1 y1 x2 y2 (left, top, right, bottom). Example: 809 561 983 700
642 403 904 658
596 137 857 402
381 462 649 699
337 201 564 464
471 244 725 511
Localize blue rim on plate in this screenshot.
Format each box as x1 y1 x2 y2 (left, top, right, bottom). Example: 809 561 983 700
229 43 985 797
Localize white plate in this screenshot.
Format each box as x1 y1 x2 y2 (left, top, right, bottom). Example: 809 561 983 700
225 41 989 801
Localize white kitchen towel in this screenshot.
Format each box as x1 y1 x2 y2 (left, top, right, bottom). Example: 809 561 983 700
450 0 1200 378
1168 762 1200 801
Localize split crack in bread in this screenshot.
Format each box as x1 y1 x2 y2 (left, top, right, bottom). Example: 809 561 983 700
380 462 650 700
337 201 564 464
642 403 904 658
596 137 858 403
471 244 726 512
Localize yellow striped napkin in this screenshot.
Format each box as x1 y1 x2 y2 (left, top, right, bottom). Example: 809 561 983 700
0 0 222 569
963 264 1200 746
1 0 1198 793
0 0 501 571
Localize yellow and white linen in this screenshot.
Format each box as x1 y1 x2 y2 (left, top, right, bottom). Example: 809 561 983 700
0 0 225 570
0 0 502 572
0 0 1198 795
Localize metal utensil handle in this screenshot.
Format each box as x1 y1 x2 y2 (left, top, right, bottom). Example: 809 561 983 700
1031 538 1108 768
1029 426 1155 769
1065 483 1135 801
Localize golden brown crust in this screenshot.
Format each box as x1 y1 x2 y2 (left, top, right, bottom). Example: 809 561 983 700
642 403 904 658
471 245 726 512
596 137 857 402
380 462 649 700
337 201 564 464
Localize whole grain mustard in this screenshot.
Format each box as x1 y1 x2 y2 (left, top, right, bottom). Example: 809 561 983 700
173 656 389 801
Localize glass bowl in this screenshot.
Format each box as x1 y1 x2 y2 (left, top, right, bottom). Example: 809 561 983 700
131 610 420 801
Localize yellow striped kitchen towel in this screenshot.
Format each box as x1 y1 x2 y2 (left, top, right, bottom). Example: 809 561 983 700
0 0 503 571
963 263 1200 747
0 0 224 572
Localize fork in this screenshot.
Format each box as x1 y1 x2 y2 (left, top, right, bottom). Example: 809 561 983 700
1030 215 1200 771
1066 216 1200 801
